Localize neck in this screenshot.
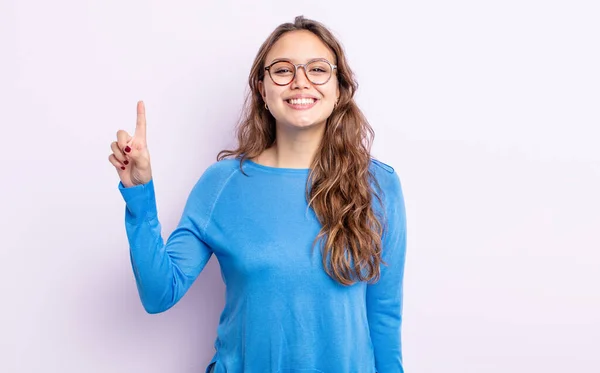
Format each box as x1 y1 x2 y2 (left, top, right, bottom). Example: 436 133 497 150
257 122 325 169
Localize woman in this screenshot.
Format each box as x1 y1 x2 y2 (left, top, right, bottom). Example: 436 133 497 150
109 16 407 373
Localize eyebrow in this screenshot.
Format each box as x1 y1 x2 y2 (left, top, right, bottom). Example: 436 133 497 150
267 57 331 65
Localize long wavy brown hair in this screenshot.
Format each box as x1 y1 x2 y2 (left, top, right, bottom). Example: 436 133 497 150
217 15 387 286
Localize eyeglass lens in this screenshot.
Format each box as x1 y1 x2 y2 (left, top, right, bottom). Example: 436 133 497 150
269 60 332 85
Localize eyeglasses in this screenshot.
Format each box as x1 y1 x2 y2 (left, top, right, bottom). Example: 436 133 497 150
264 58 337 86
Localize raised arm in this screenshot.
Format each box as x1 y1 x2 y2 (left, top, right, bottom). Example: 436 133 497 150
109 101 214 313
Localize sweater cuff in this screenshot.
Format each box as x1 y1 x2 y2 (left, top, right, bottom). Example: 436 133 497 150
118 179 158 220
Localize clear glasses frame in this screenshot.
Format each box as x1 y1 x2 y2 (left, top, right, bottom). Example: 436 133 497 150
264 58 338 86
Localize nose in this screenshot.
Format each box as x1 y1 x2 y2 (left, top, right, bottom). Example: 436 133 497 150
290 66 311 89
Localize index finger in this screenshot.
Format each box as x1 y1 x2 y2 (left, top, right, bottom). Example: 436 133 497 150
135 100 147 141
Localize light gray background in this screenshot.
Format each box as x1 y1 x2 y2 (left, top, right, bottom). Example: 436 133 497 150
1 0 598 372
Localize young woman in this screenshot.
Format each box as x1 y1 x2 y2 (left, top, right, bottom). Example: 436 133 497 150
109 16 407 373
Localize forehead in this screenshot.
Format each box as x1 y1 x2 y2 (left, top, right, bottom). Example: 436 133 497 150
266 30 336 64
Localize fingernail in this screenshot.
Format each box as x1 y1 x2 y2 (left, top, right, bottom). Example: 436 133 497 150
121 166 126 170
123 160 129 165
124 146 131 153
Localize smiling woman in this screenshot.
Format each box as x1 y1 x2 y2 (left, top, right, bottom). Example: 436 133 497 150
109 15 407 373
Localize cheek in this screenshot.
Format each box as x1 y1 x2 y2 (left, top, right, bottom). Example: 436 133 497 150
264 84 284 101
321 83 339 100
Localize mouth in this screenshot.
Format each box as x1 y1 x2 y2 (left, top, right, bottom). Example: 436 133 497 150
285 97 318 110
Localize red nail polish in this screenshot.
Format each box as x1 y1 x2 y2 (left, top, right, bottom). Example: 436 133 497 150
124 160 129 165
121 166 126 170
124 146 131 153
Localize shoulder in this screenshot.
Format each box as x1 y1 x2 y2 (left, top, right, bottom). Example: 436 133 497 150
369 158 401 194
369 158 405 215
369 159 406 237
370 158 395 174
189 158 242 199
199 158 241 182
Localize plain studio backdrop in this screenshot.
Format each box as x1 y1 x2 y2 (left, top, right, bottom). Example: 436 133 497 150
1 0 598 372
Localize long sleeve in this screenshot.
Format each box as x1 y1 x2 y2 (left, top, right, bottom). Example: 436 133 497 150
366 171 408 373
118 178 214 314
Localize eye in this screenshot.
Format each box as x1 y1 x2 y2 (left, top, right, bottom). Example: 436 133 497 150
270 61 295 75
307 61 330 74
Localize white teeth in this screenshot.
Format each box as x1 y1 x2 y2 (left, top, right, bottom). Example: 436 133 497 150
288 98 316 105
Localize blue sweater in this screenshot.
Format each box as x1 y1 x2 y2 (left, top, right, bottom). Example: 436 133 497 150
119 158 407 373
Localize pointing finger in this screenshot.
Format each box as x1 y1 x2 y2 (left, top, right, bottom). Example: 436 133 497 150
134 100 147 141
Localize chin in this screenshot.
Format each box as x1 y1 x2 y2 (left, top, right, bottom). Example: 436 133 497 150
283 117 325 130
277 111 328 129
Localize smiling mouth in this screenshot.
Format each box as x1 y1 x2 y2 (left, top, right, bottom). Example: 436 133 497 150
286 98 317 105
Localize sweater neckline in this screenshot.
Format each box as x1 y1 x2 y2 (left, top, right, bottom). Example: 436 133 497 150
243 159 311 175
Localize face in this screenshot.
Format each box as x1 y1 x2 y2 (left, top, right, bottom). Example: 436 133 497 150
259 30 340 131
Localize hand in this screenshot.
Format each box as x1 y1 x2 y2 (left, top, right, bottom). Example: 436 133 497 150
109 101 153 188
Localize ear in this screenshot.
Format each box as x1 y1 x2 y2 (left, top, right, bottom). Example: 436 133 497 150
258 80 266 102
